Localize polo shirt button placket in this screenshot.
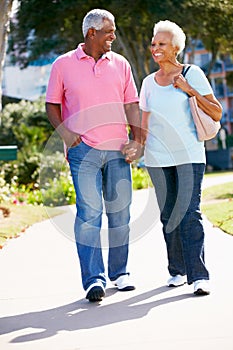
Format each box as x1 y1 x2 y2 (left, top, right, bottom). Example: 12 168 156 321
94 65 100 77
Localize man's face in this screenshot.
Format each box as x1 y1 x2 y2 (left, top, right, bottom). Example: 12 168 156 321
94 19 116 54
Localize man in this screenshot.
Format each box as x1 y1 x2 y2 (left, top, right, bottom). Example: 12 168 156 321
46 9 141 302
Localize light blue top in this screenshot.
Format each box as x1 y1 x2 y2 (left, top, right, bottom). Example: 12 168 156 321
139 65 213 167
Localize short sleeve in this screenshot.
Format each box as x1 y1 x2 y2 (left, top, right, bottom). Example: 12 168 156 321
185 65 213 96
45 62 63 104
123 59 139 104
139 77 151 112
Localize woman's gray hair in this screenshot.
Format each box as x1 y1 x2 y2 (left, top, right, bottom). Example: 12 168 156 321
153 20 186 55
82 9 115 38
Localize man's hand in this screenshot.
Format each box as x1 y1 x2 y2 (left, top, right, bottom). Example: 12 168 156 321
45 103 81 148
123 102 142 163
61 127 82 148
121 140 143 164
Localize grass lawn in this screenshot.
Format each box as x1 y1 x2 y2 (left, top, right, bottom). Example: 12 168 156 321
204 171 232 177
0 203 65 248
202 182 233 201
201 201 233 235
201 181 233 236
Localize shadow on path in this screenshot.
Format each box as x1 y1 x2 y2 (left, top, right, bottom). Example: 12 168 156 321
0 286 192 344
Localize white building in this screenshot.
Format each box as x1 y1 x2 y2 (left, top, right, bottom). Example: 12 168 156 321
2 58 53 101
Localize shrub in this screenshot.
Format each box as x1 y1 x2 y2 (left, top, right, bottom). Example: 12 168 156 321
132 167 152 190
39 151 76 206
0 97 53 149
41 175 75 207
0 176 10 204
0 150 42 186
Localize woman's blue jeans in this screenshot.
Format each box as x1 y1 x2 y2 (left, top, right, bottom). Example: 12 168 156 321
67 142 132 291
147 163 209 284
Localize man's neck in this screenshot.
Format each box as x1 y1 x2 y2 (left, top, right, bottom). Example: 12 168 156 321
83 43 102 62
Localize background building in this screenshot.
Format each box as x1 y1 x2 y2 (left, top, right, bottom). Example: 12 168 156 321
2 56 54 101
185 40 233 135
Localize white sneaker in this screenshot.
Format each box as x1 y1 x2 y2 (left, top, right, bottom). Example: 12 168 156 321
113 274 135 291
194 280 210 295
167 274 187 287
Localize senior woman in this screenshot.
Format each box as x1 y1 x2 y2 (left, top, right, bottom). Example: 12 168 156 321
139 20 222 295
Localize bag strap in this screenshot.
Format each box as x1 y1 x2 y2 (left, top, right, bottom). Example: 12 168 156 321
182 64 191 78
182 65 192 99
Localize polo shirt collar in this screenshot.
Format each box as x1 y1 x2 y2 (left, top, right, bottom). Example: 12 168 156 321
76 43 111 60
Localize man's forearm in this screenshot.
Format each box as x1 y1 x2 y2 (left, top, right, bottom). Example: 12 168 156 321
45 102 80 147
124 102 141 143
46 102 63 127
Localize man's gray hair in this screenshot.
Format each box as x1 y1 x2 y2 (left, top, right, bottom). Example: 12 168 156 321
82 9 115 38
153 20 186 55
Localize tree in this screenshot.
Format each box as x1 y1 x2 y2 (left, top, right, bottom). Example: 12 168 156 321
7 0 233 87
180 0 233 77
7 0 185 87
0 0 13 112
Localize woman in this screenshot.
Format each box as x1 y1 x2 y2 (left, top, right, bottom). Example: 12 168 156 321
139 20 222 295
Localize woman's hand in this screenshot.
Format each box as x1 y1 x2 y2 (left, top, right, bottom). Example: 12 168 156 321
173 75 222 121
173 74 191 93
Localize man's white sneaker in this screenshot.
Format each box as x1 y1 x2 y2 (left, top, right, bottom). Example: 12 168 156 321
194 280 210 296
167 274 187 287
113 274 135 291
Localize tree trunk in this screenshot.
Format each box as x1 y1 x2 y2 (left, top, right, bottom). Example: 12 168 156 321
206 45 219 80
116 29 140 89
0 0 13 113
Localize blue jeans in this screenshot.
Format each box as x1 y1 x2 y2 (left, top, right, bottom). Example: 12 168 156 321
67 142 132 290
147 163 209 284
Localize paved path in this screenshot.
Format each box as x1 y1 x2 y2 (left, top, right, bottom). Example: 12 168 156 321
0 174 233 350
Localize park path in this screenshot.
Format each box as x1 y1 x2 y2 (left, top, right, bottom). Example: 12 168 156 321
0 173 233 350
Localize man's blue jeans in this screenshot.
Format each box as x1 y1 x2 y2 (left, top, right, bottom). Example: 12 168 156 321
147 163 209 284
67 142 132 291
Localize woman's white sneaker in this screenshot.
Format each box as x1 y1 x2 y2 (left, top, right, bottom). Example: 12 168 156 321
113 275 135 291
194 280 210 295
167 274 187 287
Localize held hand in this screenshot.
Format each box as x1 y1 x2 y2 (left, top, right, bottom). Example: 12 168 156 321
121 140 144 164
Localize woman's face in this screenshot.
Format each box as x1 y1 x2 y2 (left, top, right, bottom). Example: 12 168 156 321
150 31 177 63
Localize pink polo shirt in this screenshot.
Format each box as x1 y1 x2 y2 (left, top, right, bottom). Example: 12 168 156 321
46 44 139 150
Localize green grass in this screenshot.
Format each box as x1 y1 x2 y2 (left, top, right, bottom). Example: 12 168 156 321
201 181 233 236
202 182 233 201
204 170 233 178
201 201 233 235
0 203 65 248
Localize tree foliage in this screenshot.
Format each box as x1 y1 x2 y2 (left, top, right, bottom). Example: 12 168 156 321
8 0 233 86
180 0 233 75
